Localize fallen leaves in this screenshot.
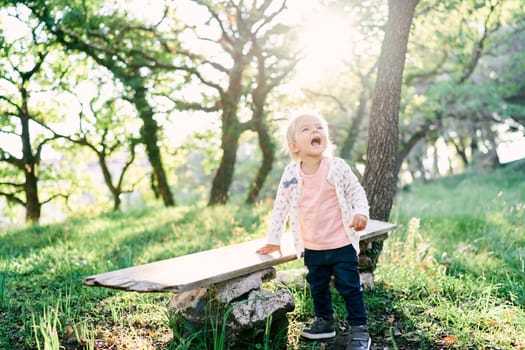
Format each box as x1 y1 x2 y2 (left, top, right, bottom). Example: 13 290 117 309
443 334 457 346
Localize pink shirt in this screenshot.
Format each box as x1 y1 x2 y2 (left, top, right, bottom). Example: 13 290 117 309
266 157 369 257
299 158 351 250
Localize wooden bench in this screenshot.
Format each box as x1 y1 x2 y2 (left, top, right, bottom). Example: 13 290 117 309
83 219 396 348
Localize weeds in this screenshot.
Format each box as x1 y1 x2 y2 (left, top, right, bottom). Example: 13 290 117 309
375 212 525 349
32 304 61 350
72 318 96 350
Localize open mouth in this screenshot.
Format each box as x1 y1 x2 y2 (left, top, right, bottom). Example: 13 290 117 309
311 136 321 146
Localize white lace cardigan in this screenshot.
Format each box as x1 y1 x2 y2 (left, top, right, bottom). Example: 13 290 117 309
265 157 370 257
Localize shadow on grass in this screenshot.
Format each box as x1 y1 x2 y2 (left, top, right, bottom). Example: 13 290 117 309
365 284 437 350
0 208 161 259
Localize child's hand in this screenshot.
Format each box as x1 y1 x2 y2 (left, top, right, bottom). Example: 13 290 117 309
256 244 281 256
350 214 368 232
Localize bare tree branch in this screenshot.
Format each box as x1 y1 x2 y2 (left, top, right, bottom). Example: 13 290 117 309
458 0 502 84
0 190 25 206
40 193 70 206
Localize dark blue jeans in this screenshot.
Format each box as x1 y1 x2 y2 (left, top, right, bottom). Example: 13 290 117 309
304 244 367 326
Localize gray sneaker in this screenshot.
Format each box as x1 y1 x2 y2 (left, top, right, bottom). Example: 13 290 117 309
346 325 371 350
300 317 336 340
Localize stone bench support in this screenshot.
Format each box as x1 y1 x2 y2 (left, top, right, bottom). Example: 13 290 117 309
169 268 294 349
83 220 396 348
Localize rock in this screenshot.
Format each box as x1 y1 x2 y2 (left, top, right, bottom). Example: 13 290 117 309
360 272 375 291
216 268 275 303
227 288 295 349
169 267 294 349
275 268 307 287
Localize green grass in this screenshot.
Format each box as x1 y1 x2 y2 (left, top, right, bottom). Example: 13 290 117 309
0 204 269 349
377 163 525 349
0 162 524 349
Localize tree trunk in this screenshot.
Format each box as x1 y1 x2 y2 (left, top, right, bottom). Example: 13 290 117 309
245 52 276 204
20 112 40 223
246 117 274 204
340 91 366 160
133 87 175 207
97 153 122 211
113 194 122 212
397 126 429 177
208 59 246 206
24 171 40 223
448 135 469 167
209 116 241 205
363 0 418 221
341 72 372 160
361 0 418 272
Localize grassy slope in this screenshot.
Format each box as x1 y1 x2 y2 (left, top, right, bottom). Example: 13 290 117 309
0 205 271 349
375 161 525 349
0 161 523 349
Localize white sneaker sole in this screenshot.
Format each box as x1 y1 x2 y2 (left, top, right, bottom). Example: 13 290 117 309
300 330 336 340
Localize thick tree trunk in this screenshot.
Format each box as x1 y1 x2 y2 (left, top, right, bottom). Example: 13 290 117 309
133 87 175 207
24 172 40 223
363 0 418 221
361 0 418 272
24 157 40 223
19 85 41 223
208 60 246 206
113 194 122 212
209 117 241 205
23 136 42 223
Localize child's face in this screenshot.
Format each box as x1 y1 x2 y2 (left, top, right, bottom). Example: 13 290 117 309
289 115 328 160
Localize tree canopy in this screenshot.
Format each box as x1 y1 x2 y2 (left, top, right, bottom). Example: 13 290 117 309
0 0 523 224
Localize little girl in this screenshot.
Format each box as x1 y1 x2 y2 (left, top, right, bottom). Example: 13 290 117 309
256 112 371 350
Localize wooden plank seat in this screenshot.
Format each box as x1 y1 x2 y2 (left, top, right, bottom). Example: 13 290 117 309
83 219 396 348
82 219 396 293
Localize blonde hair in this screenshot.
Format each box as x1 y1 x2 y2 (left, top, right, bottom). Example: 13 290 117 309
284 112 334 161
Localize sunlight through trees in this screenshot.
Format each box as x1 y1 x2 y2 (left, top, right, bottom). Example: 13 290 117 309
0 0 524 224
